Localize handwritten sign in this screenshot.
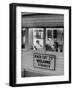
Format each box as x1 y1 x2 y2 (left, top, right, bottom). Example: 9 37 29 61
33 53 56 70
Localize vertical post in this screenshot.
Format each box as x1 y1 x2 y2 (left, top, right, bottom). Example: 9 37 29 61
44 28 46 51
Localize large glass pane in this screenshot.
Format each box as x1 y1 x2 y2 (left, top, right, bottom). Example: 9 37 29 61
45 28 64 52
33 28 44 50
45 28 54 51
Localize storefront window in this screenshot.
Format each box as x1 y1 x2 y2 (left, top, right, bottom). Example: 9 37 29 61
45 28 54 51
33 28 44 50
21 27 64 52
45 28 64 52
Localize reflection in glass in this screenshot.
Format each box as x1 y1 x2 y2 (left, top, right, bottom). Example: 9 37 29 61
45 28 64 52
33 28 44 50
21 28 64 52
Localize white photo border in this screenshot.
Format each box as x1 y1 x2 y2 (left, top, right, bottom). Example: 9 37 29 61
15 5 70 85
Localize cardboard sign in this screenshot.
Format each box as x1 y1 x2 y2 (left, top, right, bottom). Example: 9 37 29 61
33 53 56 70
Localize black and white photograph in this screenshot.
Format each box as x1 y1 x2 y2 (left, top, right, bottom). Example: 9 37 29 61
21 13 64 77
10 3 71 87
